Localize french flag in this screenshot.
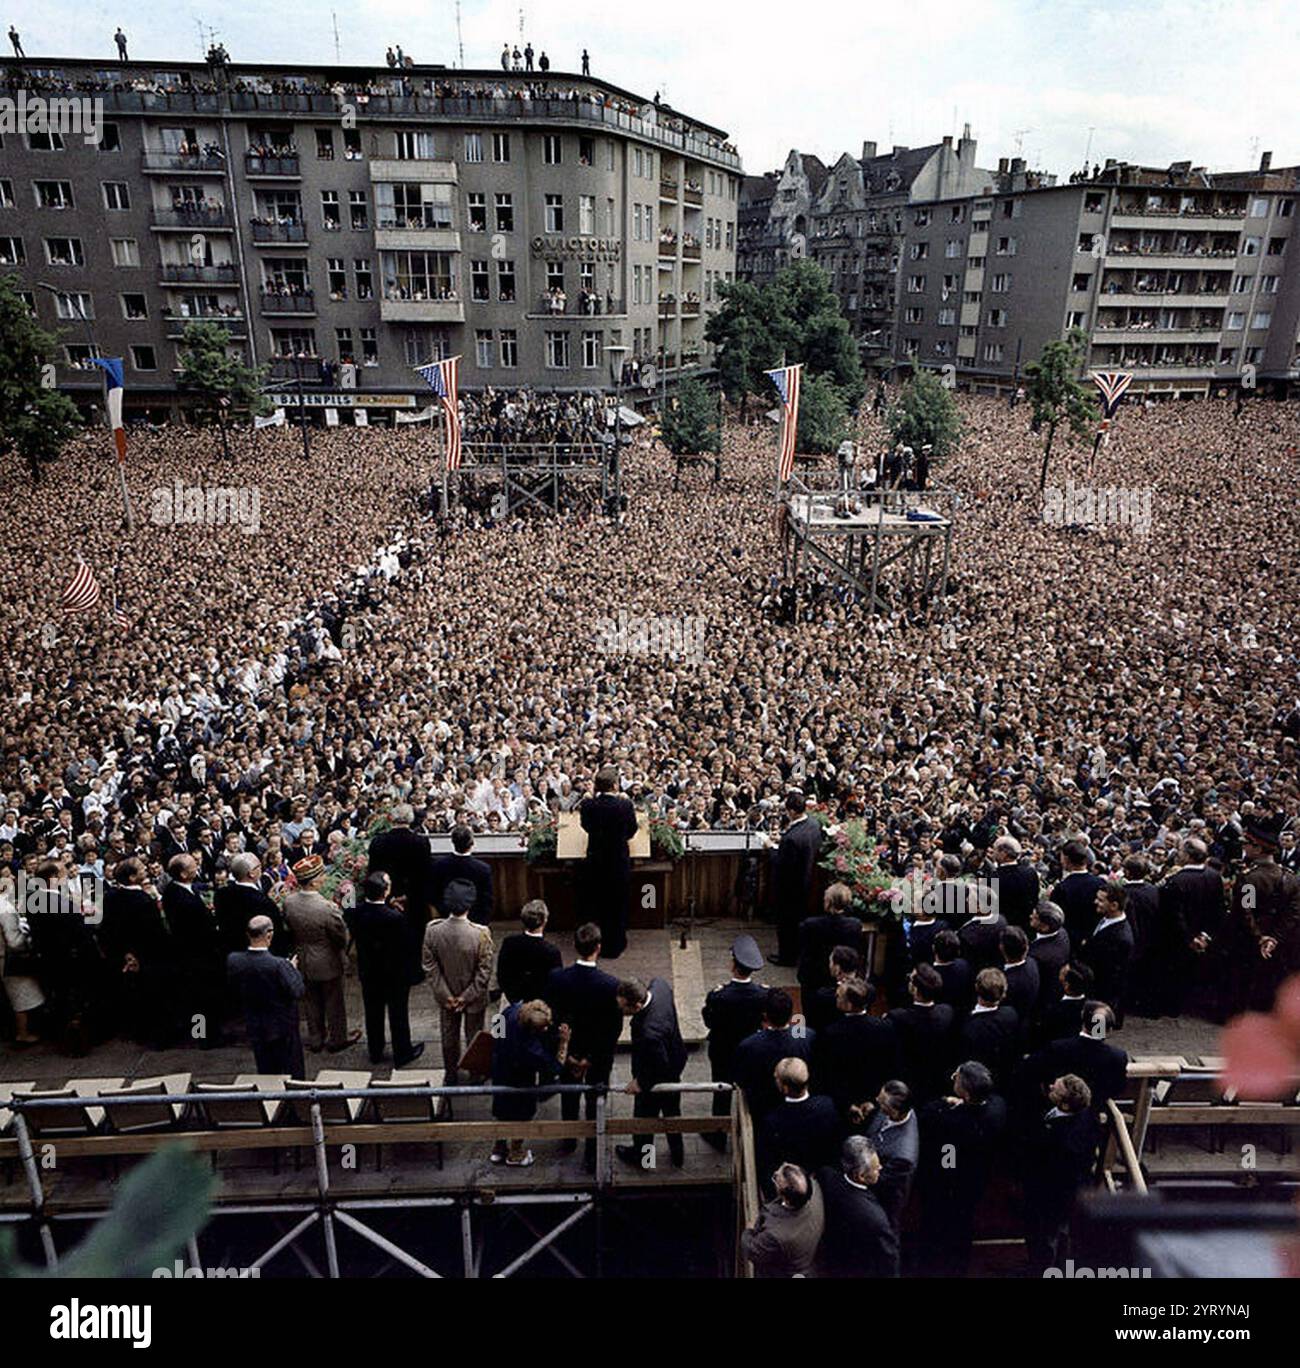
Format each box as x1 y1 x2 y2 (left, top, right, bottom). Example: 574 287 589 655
91 356 128 465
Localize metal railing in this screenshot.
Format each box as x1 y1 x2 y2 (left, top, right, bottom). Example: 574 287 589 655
245 153 301 176
250 220 308 243
159 263 239 283
142 152 227 173
260 290 316 313
153 206 232 229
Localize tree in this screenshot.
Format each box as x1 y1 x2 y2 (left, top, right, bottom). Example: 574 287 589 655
705 280 778 412
796 373 852 455
1024 328 1096 490
660 377 721 455
0 275 81 483
886 368 962 462
176 321 270 458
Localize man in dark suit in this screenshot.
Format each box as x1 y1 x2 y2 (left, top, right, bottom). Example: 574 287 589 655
796 882 864 996
1000 926 1040 1030
760 1056 842 1181
816 1136 900 1277
768 791 823 966
367 802 434 976
349 871 423 1066
814 976 901 1119
854 1080 920 1231
162 853 225 1048
806 944 863 1034
579 768 639 960
1021 1001 1129 1119
616 975 689 1167
1051 839 1106 946
732 988 815 1121
429 823 494 927
932 929 974 1016
545 921 623 1168
100 857 177 1048
226 913 306 1077
214 852 288 957
956 968 1021 1091
1023 1072 1101 1274
1079 881 1135 1024
701 934 768 1149
958 886 1007 972
495 899 562 1004
1035 962 1093 1047
886 963 955 1103
917 1061 1007 1276
1028 900 1071 1016
990 835 1040 928
1157 837 1227 1016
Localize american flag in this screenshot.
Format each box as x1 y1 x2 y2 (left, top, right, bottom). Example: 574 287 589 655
415 356 462 471
110 590 130 630
60 560 102 615
765 364 803 483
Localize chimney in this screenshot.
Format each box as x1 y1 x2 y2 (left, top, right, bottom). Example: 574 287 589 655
862 140 877 160
943 135 952 149
1011 157 1026 176
1260 150 1273 173
892 145 908 157
998 156 1009 175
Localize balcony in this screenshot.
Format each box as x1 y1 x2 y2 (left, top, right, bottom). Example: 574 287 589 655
1105 246 1237 269
267 357 326 384
163 310 246 340
681 240 702 261
159 263 239 284
529 295 625 318
250 220 309 245
245 153 301 178
152 206 233 231
658 236 679 259
658 299 678 318
142 153 228 175
259 290 316 316
1092 326 1222 344
683 184 704 207
379 295 464 324
680 299 701 317
374 224 461 253
659 178 679 202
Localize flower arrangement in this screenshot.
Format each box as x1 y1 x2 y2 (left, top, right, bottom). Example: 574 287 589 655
648 817 685 863
525 813 558 864
819 818 899 918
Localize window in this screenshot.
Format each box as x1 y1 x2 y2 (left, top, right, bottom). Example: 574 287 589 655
335 327 353 360
403 327 447 367
321 190 341 229
1241 236 1261 256
315 128 335 160
395 130 435 160
1072 272 1091 291
945 239 963 258
0 179 11 207
1066 310 1085 329
492 132 510 163
464 133 484 163
103 182 130 210
545 331 570 368
633 204 642 242
633 148 644 177
499 330 517 367
53 291 93 320
349 190 369 230
937 307 956 326
546 261 564 292
1250 198 1269 218
381 250 457 299
65 343 102 366
987 307 1007 327
467 192 487 232
343 129 362 159
120 293 147 319
99 123 121 151
497 259 516 301
475 329 493 368
28 128 64 151
1260 274 1280 294
0 236 25 264
545 194 564 233
950 204 966 223
361 327 378 365
903 306 923 324
914 208 931 227
606 141 616 171
910 243 928 261
470 260 489 301
1252 311 1273 330
582 331 601 368
327 258 347 298
130 345 157 371
354 259 373 300
543 135 562 165
578 136 595 166
1267 237 1286 255
1226 311 1245 329
494 193 513 232
110 237 138 267
907 274 925 293
726 221 734 250
996 236 1017 256
376 181 453 230
992 273 1011 292
1232 274 1251 293
632 264 642 306
579 194 595 235
35 180 74 209
982 342 1004 362
45 237 84 266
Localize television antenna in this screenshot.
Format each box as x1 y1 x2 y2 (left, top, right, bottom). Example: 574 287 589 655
331 10 341 62
1013 127 1033 156
455 0 465 67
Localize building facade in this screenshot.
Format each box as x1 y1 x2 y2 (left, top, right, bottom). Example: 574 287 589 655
0 56 741 417
735 149 827 289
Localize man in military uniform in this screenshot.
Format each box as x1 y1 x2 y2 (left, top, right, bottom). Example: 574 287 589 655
701 934 767 1150
1222 814 1300 1017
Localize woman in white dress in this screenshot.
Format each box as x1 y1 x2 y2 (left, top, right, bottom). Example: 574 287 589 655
0 870 44 1042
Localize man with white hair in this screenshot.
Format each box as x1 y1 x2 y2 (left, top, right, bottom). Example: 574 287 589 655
990 834 1039 929
214 851 288 956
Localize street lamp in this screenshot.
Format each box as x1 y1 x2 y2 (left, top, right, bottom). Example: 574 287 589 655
606 343 628 521
38 280 134 531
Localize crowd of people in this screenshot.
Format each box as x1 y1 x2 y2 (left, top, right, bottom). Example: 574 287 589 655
458 386 610 447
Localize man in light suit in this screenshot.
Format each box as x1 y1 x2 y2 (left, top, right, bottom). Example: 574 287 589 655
422 878 494 1082
226 914 306 1078
769 791 824 966
283 855 357 1053
741 1163 825 1278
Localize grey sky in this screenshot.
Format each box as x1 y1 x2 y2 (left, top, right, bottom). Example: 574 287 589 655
8 0 1298 177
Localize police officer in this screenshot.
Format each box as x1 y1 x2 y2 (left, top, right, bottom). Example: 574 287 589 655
1222 813 1300 1016
701 934 768 1150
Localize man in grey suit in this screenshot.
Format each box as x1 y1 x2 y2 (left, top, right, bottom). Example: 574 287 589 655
227 914 306 1078
422 879 494 1082
741 1162 825 1277
853 1079 919 1231
283 856 357 1053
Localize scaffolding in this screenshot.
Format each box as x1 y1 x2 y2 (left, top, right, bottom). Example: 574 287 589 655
453 441 617 518
1 1080 761 1280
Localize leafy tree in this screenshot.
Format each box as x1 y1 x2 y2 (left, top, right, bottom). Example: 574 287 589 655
796 373 852 455
886 367 962 462
0 275 81 484
1024 328 1096 490
705 280 778 412
176 321 270 458
660 377 721 455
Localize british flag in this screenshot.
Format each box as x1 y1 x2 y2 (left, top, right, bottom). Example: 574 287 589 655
415 355 462 470
60 560 102 615
765 363 803 483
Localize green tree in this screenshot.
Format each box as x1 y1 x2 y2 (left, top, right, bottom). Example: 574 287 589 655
176 321 270 458
660 377 721 455
766 259 865 398
796 373 852 455
0 275 81 484
886 368 963 463
705 280 778 412
1025 328 1096 490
